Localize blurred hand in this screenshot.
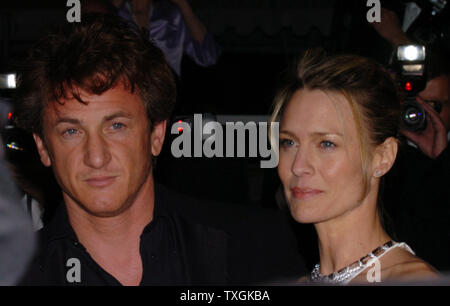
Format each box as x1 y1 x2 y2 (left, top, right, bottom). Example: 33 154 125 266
401 97 448 159
370 8 411 46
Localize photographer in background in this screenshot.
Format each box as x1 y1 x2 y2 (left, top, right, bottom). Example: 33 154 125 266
113 0 220 77
371 6 450 272
400 48 450 159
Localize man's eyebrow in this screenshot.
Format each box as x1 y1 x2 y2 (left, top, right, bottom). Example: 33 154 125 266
54 111 132 125
54 117 80 125
103 111 133 122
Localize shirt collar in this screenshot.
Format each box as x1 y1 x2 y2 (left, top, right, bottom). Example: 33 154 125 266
40 202 77 245
41 182 168 244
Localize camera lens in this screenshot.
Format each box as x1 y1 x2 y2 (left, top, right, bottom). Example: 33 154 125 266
405 107 422 122
402 101 426 131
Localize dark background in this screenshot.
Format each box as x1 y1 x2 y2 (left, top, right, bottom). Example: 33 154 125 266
1 0 449 269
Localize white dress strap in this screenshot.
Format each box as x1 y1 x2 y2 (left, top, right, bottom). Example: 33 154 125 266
343 241 415 284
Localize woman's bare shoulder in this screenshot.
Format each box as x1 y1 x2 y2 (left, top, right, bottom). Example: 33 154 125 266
381 248 439 281
350 247 439 284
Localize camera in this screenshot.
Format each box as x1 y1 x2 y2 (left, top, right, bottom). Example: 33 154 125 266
391 0 449 131
405 0 449 49
396 45 428 131
395 44 444 131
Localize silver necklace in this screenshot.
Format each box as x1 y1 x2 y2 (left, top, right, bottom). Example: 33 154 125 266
310 240 395 284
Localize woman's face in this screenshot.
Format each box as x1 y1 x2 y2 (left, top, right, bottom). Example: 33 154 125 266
278 89 368 224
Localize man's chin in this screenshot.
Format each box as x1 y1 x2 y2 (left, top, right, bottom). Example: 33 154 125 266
76 198 132 218
86 209 125 218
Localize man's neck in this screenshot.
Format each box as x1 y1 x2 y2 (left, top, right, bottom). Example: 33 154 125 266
64 175 156 285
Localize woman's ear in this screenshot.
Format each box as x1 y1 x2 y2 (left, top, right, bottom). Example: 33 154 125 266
372 137 398 178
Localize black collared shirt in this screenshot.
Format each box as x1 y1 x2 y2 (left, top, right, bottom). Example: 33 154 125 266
20 183 308 285
20 184 187 285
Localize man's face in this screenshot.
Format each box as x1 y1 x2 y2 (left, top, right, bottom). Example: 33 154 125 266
34 83 166 217
418 75 450 131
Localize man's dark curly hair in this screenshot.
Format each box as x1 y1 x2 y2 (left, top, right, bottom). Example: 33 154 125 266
14 13 176 137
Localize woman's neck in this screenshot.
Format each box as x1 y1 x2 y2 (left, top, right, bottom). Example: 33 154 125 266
314 193 391 275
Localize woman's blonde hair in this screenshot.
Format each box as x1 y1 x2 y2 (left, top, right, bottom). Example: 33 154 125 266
271 49 401 200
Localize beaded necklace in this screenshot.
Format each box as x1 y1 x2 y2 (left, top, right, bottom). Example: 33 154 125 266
310 240 414 284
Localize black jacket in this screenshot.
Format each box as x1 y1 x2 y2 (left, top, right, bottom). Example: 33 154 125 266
19 183 307 285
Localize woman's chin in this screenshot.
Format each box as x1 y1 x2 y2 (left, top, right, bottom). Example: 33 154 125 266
288 205 318 224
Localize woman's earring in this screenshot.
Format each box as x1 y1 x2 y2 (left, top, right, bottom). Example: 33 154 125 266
375 170 382 177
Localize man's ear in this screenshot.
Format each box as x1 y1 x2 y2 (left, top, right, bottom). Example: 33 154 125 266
371 137 398 178
33 133 52 167
150 120 167 157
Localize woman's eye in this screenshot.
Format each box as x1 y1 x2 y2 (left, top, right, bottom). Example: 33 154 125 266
280 139 295 147
320 140 336 150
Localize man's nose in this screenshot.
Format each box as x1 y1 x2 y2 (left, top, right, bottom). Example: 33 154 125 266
291 147 314 177
83 132 111 169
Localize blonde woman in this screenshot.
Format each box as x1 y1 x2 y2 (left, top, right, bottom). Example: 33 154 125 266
272 50 439 284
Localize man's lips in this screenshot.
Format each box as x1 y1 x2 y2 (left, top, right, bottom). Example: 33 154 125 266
84 176 117 187
290 187 323 200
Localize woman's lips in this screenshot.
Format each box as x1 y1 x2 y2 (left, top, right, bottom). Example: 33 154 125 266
291 187 323 200
84 176 117 187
